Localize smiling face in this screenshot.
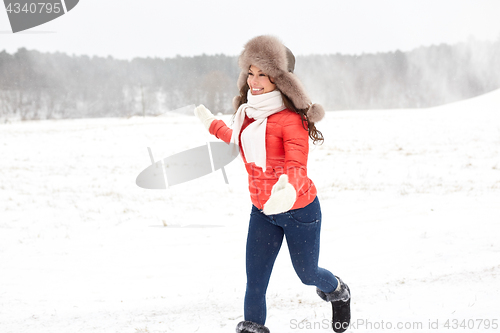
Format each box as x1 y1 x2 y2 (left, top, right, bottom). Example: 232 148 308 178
247 65 277 95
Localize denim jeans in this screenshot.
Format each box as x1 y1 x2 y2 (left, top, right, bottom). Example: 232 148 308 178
244 196 338 325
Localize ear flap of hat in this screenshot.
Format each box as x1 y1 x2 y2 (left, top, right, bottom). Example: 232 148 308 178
274 72 310 110
236 71 247 91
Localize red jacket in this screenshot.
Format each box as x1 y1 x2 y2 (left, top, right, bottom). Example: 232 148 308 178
209 109 317 210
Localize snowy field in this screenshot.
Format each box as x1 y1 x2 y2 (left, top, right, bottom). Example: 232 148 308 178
1 89 500 333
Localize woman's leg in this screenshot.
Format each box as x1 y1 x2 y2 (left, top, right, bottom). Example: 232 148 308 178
244 206 284 325
280 197 338 293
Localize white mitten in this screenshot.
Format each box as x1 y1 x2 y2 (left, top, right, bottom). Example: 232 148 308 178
263 174 297 215
194 104 216 131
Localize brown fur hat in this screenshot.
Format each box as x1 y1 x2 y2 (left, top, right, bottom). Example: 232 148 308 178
236 35 325 122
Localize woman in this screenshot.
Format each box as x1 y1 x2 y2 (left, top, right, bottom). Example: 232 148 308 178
194 35 350 333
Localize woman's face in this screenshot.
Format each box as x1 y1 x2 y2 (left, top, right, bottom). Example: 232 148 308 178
247 65 276 95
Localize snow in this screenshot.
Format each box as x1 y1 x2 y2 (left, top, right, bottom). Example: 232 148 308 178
1 89 500 333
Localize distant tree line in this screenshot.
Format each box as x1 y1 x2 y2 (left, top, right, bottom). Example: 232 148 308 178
297 38 500 110
0 38 499 120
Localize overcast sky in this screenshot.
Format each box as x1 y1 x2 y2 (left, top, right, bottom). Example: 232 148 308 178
1 0 500 60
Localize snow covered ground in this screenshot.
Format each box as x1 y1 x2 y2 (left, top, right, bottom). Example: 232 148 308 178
1 89 500 333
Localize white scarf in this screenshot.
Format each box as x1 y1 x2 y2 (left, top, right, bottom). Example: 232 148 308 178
231 90 285 170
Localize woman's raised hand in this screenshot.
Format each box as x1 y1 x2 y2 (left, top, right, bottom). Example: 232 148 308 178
194 104 216 131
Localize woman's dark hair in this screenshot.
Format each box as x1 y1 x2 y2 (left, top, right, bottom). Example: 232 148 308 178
235 82 324 145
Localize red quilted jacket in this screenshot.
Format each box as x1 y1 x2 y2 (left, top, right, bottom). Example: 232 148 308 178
209 109 317 210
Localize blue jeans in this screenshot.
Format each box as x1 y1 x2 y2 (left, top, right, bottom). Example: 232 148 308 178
244 196 338 325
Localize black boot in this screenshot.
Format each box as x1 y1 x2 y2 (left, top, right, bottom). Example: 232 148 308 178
236 320 270 333
317 276 351 333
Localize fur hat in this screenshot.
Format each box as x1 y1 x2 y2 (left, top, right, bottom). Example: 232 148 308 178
234 35 325 123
